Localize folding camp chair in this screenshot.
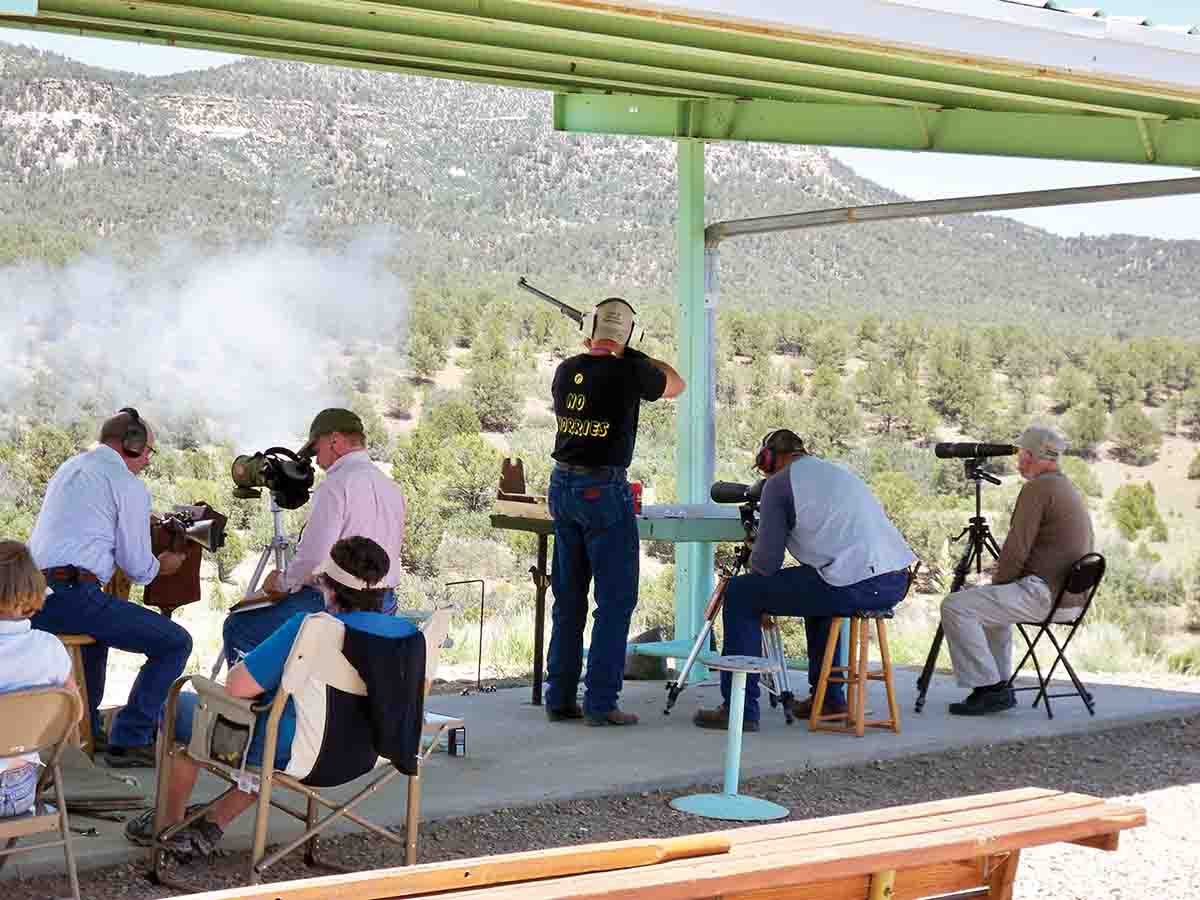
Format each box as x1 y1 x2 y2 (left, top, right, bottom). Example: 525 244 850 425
1005 553 1106 719
150 608 450 886
0 687 83 900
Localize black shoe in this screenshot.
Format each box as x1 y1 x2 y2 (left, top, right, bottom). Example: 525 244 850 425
949 686 1017 717
546 704 584 722
692 705 759 732
105 743 157 768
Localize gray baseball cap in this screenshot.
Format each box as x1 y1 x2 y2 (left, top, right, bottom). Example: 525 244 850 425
1017 424 1066 461
298 408 365 457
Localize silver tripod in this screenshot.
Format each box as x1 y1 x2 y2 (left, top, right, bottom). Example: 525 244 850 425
210 497 296 678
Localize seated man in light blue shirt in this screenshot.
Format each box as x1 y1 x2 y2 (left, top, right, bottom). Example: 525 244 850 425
694 429 916 732
30 408 190 767
124 536 416 858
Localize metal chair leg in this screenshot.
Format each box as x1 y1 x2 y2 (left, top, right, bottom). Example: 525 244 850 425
405 773 421 866
304 796 319 867
52 761 81 900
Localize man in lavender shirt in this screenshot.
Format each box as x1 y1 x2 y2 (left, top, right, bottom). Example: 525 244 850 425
221 408 407 663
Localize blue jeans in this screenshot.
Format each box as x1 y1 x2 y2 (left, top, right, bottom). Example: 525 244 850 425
547 468 639 715
31 580 193 748
222 587 397 665
720 566 910 722
0 764 38 817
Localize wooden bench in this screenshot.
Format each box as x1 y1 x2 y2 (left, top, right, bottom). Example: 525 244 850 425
173 788 1144 900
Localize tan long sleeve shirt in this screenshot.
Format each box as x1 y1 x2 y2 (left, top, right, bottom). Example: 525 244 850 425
994 471 1094 604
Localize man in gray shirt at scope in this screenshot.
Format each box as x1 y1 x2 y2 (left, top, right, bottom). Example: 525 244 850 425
694 429 916 732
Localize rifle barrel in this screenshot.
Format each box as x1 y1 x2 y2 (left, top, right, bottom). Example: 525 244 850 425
517 277 585 326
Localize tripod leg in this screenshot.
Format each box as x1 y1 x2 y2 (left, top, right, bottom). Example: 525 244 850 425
914 625 943 714
664 575 728 715
915 541 979 713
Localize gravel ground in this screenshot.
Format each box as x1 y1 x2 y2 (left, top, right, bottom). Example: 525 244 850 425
6 714 1197 900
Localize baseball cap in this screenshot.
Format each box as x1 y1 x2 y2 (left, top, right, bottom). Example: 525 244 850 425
298 408 365 457
1017 425 1066 461
591 298 636 346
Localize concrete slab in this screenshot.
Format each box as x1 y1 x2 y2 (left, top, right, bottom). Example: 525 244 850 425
6 668 1199 881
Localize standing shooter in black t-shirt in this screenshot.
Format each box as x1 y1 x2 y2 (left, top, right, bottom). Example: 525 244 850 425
545 297 685 727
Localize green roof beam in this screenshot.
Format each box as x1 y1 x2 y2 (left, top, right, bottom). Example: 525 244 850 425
345 0 1200 118
10 0 1195 120
553 94 1200 167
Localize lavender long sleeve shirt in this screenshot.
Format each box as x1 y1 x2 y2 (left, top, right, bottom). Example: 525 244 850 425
282 449 406 591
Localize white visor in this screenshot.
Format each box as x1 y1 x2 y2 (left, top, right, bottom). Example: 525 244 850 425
313 555 377 591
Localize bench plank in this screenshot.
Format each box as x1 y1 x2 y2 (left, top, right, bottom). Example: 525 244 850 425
173 834 730 900
437 803 1144 900
721 787 1066 846
172 790 1143 900
721 859 986 900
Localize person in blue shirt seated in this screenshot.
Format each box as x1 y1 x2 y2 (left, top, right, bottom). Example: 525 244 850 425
124 536 416 858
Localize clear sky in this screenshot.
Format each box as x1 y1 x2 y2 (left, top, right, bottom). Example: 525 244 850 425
1 0 1196 240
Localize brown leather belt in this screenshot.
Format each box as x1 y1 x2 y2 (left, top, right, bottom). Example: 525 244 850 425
554 462 627 478
41 566 99 584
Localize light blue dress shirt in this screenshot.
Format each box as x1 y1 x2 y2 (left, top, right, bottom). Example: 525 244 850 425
29 445 160 585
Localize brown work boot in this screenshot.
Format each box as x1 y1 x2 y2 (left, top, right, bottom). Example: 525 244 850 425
692 705 759 732
788 694 848 719
584 708 639 727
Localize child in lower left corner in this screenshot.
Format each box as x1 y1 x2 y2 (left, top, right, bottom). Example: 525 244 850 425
0 540 77 817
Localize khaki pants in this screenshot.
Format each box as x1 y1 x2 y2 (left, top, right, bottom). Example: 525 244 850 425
940 577 1068 689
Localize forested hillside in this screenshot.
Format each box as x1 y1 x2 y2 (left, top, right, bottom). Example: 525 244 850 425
2 43 1198 335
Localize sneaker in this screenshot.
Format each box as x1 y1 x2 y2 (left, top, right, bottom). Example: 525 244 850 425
545 704 585 723
787 694 848 719
692 705 759 732
949 686 1017 717
181 817 224 858
124 809 194 855
584 708 639 727
105 743 157 769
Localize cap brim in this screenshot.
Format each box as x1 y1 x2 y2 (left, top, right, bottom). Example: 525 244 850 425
298 439 317 459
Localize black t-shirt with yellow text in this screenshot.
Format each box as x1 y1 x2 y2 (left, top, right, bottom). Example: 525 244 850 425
551 352 667 468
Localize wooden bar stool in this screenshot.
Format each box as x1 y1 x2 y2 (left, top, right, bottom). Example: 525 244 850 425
56 635 97 756
810 610 900 737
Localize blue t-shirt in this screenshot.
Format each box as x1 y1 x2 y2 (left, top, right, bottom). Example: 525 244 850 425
242 611 418 768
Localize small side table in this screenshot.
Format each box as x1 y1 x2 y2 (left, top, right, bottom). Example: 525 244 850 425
670 655 789 822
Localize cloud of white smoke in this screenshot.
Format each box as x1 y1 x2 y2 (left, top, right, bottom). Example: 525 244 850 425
0 229 407 451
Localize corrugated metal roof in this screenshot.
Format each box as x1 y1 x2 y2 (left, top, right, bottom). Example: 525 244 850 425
1001 1 1198 35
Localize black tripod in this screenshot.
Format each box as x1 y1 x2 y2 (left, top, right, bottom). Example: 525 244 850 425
914 458 1002 713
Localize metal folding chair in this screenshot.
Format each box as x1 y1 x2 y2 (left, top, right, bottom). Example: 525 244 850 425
1006 553 1106 719
0 687 83 900
150 609 450 886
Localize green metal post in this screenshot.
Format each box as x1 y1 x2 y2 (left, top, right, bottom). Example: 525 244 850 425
674 139 715 678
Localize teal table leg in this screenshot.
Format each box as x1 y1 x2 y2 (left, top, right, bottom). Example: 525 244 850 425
670 671 789 822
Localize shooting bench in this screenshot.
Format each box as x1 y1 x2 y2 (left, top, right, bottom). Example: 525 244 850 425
174 787 1143 900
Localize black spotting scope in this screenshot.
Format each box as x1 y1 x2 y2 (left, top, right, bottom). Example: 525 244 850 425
933 442 1019 459
710 480 765 504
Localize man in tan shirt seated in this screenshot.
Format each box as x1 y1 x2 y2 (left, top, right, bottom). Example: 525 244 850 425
940 425 1094 716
